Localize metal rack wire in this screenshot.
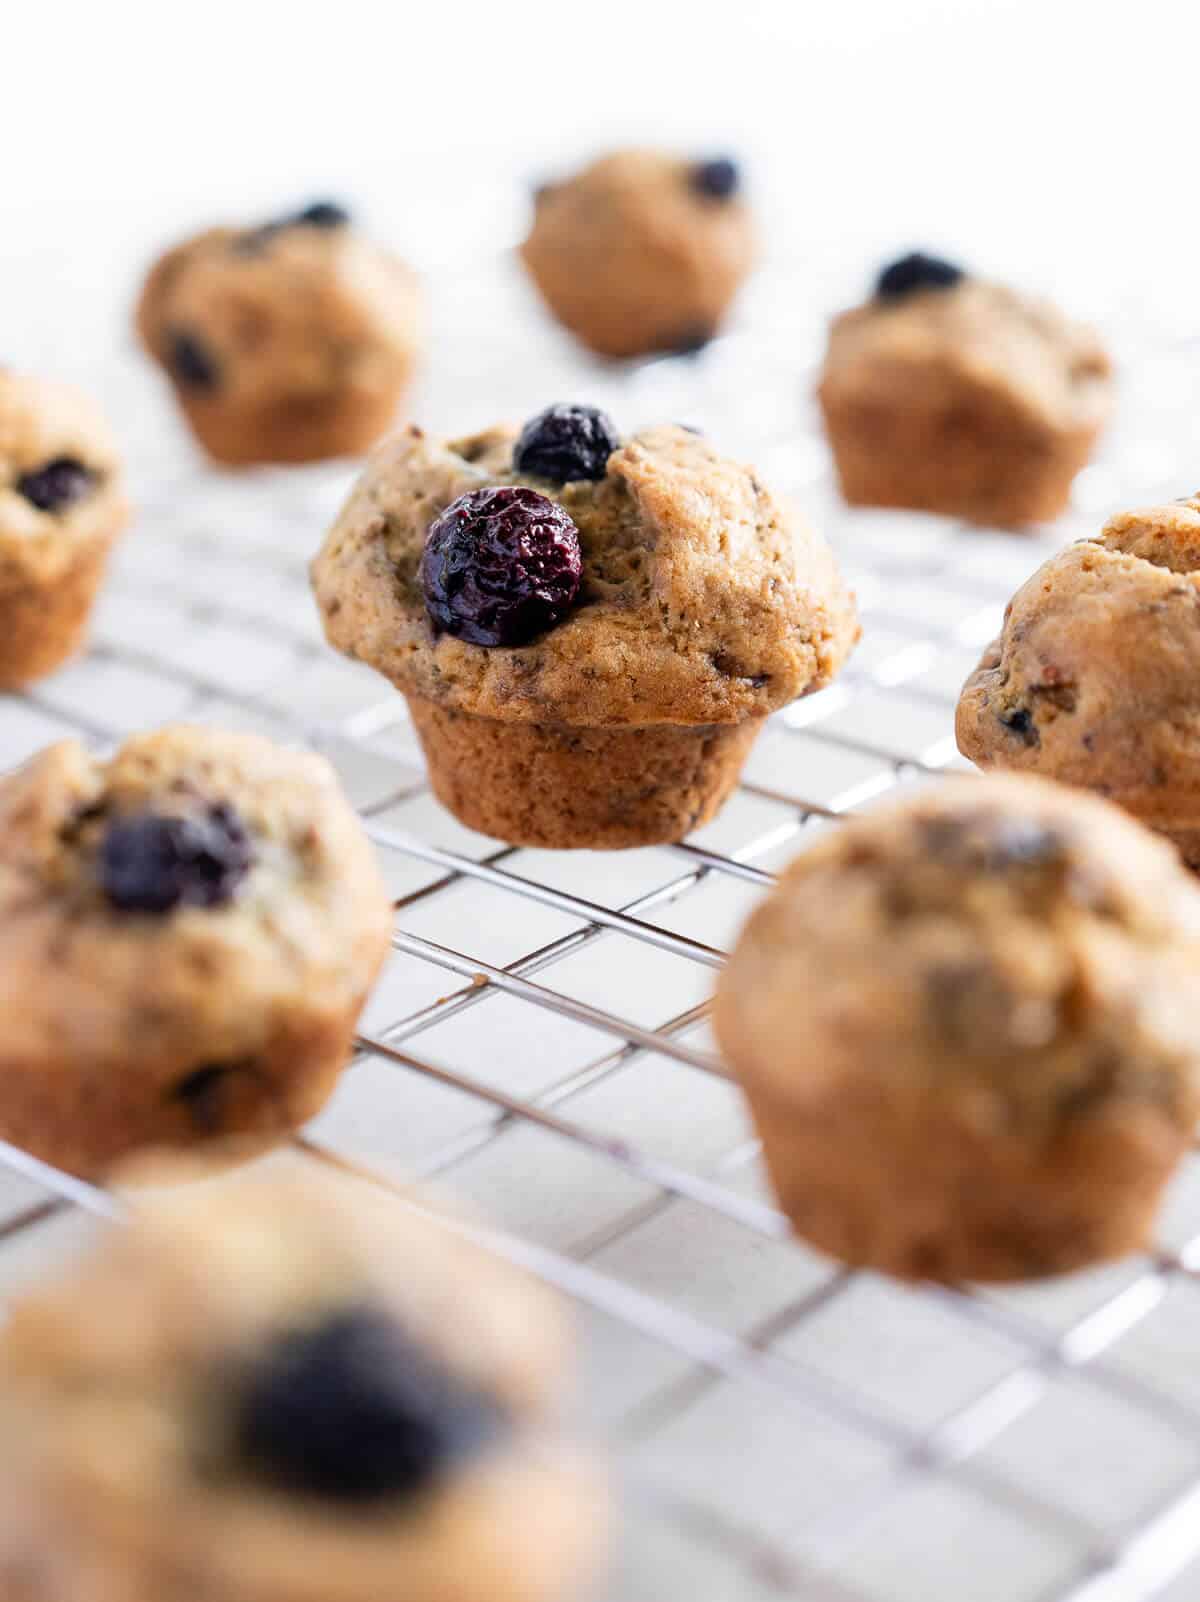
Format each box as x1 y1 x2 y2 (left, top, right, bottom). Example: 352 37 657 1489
4 263 1200 1602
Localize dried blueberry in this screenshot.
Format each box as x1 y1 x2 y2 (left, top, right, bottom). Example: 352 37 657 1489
690 158 740 200
294 200 351 229
100 804 253 914
167 328 220 390
168 1061 256 1133
999 707 1038 745
237 200 351 252
15 457 95 514
235 1305 503 1502
669 324 715 356
420 485 583 648
876 252 965 301
513 403 620 483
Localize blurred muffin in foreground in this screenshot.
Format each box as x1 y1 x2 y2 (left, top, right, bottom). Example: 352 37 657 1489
715 775 1200 1282
0 1164 605 1602
818 251 1112 526
520 150 756 358
0 368 128 687
136 200 423 465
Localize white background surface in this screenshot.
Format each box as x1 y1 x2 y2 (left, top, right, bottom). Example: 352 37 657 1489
4 0 1200 323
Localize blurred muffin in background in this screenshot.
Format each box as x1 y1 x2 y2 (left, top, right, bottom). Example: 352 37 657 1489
136 201 423 466
520 150 756 358
818 251 1112 527
0 369 128 688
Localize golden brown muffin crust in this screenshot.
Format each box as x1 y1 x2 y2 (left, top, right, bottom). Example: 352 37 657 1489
311 422 859 729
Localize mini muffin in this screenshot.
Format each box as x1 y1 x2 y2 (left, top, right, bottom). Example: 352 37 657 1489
817 252 1112 526
0 369 129 688
957 495 1200 865
136 201 423 465
520 151 756 358
714 776 1200 1282
0 1164 604 1602
0 725 391 1178
311 406 858 848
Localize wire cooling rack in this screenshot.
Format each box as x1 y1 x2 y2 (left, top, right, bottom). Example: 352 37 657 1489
5 247 1200 1602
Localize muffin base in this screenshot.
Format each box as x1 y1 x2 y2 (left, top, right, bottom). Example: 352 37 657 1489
175 383 407 467
520 243 738 361
0 1438 605 1602
408 697 762 849
0 1001 365 1182
746 1079 1186 1283
0 535 118 690
820 392 1100 527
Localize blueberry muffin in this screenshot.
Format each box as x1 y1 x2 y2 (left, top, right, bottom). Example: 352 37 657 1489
0 726 391 1177
136 201 423 466
0 369 129 688
818 252 1112 526
311 406 859 848
520 151 756 358
715 776 1200 1282
957 495 1200 865
0 1164 604 1602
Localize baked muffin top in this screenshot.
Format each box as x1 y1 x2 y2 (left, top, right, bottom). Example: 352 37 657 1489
0 725 391 1068
0 368 128 580
311 415 859 728
136 202 422 408
821 262 1112 433
717 774 1200 1137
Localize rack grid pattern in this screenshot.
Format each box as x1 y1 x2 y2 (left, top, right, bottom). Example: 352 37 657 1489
4 257 1200 1602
